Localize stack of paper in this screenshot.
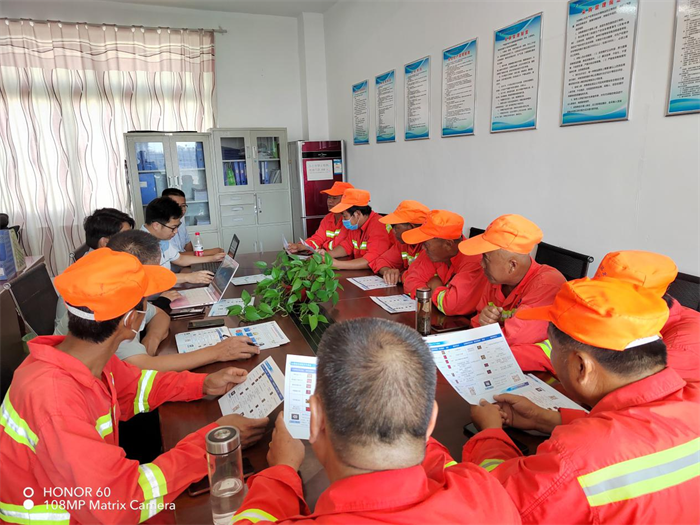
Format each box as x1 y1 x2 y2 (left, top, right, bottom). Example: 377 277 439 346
347 275 397 291
231 274 267 286
283 355 317 440
208 297 254 317
370 294 416 313
218 357 285 418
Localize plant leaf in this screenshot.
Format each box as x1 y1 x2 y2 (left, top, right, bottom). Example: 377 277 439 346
309 314 318 332
306 291 315 300
337 283 344 291
316 290 329 302
288 294 298 306
317 314 328 324
332 291 340 306
312 253 323 264
325 253 333 265
311 280 322 293
302 280 312 288
241 289 252 305
255 261 268 269
244 306 262 321
259 303 274 315
258 278 274 288
227 305 243 316
272 267 282 280
292 279 303 292
308 302 320 315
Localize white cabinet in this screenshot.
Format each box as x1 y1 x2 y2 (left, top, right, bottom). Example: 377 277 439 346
124 132 218 242
210 128 292 254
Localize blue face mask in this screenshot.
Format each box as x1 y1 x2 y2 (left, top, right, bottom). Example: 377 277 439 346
343 218 359 231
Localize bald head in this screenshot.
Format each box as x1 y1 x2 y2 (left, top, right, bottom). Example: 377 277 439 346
480 249 532 286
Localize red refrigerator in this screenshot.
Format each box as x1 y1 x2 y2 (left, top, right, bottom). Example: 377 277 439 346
288 140 346 240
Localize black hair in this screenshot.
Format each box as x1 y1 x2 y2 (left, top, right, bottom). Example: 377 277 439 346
549 323 667 377
662 293 675 309
162 188 186 198
67 305 123 343
315 318 436 457
145 197 183 225
107 230 161 265
346 205 372 217
84 208 135 249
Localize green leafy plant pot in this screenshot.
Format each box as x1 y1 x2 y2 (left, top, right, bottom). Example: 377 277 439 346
226 251 343 331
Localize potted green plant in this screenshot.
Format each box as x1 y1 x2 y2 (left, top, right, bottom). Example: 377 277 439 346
227 251 342 331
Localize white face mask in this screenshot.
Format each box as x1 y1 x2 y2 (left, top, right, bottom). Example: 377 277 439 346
124 309 147 338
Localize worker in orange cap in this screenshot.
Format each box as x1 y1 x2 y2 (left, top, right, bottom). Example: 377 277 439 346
594 250 699 382
0 249 268 524
458 214 565 370
402 210 487 315
465 278 700 524
370 200 430 285
319 188 392 270
287 181 354 253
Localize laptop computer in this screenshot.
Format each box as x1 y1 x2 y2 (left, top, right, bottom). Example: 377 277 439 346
192 235 240 273
170 254 240 309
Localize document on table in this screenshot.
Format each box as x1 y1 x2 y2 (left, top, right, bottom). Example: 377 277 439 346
347 275 397 291
370 294 416 313
230 321 290 350
208 298 253 317
231 274 267 286
218 357 285 418
425 324 528 404
284 355 317 440
176 327 231 353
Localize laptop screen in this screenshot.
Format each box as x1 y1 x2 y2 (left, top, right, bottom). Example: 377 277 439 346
213 255 239 294
228 234 240 259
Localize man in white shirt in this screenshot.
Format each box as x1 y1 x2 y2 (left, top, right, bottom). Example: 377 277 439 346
141 197 223 285
162 188 223 256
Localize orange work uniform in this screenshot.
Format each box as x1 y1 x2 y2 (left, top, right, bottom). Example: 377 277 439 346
336 211 392 266
305 213 345 251
369 235 423 273
463 368 700 524
230 438 521 524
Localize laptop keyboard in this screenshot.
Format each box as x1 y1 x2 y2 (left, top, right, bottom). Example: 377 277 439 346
193 261 221 273
182 288 215 304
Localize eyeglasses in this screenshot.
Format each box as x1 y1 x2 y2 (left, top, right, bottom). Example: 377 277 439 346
157 221 181 232
179 204 188 210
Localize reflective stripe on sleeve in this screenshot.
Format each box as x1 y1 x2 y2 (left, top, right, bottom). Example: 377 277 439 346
478 459 505 472
0 502 70 524
134 370 157 414
232 509 279 523
436 290 447 314
578 437 700 507
95 409 114 439
0 388 38 452
536 339 552 359
444 460 458 468
137 463 168 522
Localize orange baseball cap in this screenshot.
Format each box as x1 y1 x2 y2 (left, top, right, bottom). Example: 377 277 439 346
330 188 371 213
594 250 678 298
54 248 176 321
516 278 669 351
321 181 354 196
379 200 430 225
402 210 464 244
459 214 543 256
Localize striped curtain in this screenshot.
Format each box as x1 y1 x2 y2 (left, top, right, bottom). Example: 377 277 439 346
0 19 216 274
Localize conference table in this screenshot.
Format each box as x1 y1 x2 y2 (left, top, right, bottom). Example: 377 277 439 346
157 252 550 524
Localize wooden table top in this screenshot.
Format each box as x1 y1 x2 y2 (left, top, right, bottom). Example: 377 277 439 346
156 252 548 524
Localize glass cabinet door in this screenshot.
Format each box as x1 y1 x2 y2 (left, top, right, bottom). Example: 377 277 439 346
220 136 250 189
174 141 212 228
253 134 286 189
134 141 170 220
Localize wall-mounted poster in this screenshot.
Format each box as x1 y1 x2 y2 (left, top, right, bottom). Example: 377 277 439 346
404 56 431 140
491 13 543 133
442 38 478 137
376 70 396 143
561 0 639 126
667 0 700 115
352 80 370 145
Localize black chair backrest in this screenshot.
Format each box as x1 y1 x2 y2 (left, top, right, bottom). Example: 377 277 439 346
0 289 27 398
535 241 594 281
469 227 485 238
3 263 58 335
667 272 700 312
70 243 90 264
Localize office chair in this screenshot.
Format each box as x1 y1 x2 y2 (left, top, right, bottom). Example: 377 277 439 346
3 263 59 335
0 289 27 398
534 241 594 281
469 227 485 238
667 272 700 312
69 243 90 264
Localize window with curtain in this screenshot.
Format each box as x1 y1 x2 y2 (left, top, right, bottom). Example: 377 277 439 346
0 19 216 274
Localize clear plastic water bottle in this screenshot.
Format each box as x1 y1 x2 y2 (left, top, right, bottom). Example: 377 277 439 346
193 232 204 257
206 426 246 525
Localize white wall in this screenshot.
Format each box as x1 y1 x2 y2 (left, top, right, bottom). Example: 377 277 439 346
0 0 305 140
323 0 700 274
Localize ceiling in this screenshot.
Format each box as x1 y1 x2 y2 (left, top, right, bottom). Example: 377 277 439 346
88 0 341 17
